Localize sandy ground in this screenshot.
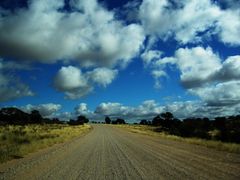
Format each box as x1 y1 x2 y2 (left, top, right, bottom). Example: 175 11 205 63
0 124 240 180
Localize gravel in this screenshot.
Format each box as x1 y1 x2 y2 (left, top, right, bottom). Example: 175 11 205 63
0 124 240 180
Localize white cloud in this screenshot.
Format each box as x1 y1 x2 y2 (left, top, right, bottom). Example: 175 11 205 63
141 50 162 65
21 103 62 117
55 112 73 121
133 100 163 117
217 9 240 45
163 101 240 119
39 99 240 122
216 55 240 81
175 47 221 88
87 68 118 87
54 66 88 91
53 66 92 99
95 102 131 116
92 99 240 121
53 66 118 99
139 0 240 45
191 81 240 106
0 0 145 67
75 103 91 116
144 46 240 108
151 70 167 89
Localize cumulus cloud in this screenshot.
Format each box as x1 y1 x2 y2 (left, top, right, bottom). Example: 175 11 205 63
217 9 240 45
92 100 240 121
53 66 118 99
163 101 240 119
191 81 240 106
0 0 145 67
215 55 240 81
139 0 240 45
144 46 240 108
141 50 163 65
165 48 240 90
21 103 62 117
87 68 118 87
53 66 92 99
75 103 91 116
95 102 132 117
55 112 73 121
174 47 221 88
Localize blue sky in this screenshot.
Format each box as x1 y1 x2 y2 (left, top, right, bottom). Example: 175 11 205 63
0 0 240 121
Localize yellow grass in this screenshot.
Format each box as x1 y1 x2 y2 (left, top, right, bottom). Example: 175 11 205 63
0 124 92 163
116 124 240 153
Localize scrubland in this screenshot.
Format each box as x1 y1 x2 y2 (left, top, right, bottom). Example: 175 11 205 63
0 124 91 163
116 124 240 153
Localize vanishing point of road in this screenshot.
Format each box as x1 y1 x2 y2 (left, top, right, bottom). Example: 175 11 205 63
0 125 240 180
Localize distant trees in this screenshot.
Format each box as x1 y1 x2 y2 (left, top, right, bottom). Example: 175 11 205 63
0 108 44 125
68 115 89 125
105 116 111 124
30 110 43 124
143 112 240 143
78 115 89 124
178 118 211 139
152 115 163 126
139 119 151 125
0 107 61 125
111 118 126 124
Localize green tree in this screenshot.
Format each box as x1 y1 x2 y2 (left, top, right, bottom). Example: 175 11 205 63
105 116 111 124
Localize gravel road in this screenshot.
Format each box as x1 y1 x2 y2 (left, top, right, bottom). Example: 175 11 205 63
0 124 240 180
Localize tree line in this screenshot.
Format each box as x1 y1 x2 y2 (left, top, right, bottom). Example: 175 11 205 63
1 107 239 143
104 116 126 124
139 112 240 143
0 107 88 125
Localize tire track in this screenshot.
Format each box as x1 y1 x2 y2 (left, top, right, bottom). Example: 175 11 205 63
0 125 239 180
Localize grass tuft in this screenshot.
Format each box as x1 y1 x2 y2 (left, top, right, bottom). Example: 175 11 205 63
0 124 91 163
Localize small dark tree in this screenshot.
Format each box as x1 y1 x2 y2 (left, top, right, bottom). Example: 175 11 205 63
115 118 126 124
160 112 174 120
30 110 43 124
77 115 89 124
140 119 148 125
152 115 163 126
105 116 111 124
68 119 78 125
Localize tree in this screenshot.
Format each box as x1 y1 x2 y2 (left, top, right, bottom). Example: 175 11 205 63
68 119 78 125
77 115 89 124
30 110 43 124
111 118 126 124
140 119 147 125
160 112 175 129
116 118 126 124
105 116 111 124
160 112 174 121
152 115 163 126
0 107 30 125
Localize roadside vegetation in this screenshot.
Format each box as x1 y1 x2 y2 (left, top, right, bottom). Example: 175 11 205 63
0 124 91 163
104 112 240 153
0 107 91 163
116 124 240 153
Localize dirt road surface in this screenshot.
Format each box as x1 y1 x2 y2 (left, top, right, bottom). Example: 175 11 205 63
0 125 240 180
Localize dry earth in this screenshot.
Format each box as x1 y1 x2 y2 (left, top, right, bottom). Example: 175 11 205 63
0 124 240 180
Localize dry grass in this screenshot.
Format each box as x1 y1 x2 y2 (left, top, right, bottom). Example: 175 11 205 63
0 124 92 163
116 124 240 154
